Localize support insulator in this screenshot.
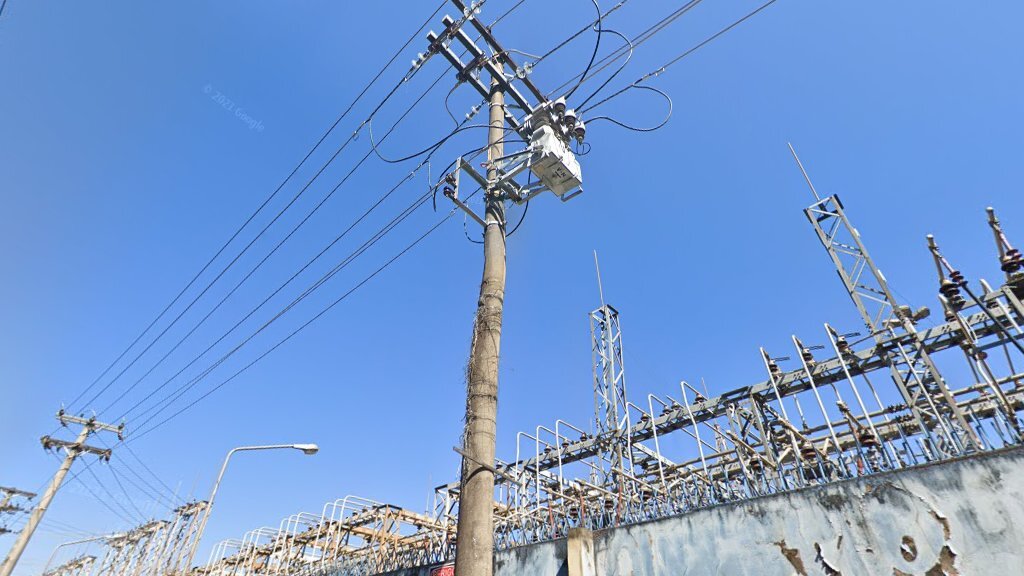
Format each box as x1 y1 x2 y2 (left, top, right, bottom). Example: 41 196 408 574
1002 248 1022 274
799 442 818 462
859 429 880 448
939 279 966 311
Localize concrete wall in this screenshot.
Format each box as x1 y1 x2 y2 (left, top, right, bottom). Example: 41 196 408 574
385 446 1024 576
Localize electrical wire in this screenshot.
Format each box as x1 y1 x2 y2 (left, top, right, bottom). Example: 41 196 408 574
105 464 149 521
505 199 530 237
108 75 488 425
104 15 534 425
576 28 632 111
580 0 780 116
122 443 182 506
19 0 633 530
96 435 180 511
562 0 603 101
79 67 419 415
444 83 462 128
30 182 488 527
109 459 178 512
643 0 780 81
22 0 566 539
119 0 557 427
126 186 445 432
585 85 673 132
545 0 705 99
463 210 484 244
534 0 631 67
85 0 537 421
96 55 452 421
489 0 527 28
369 122 514 164
57 453 139 526
66 0 451 417
129 201 467 443
76 0 544 422
123 141 498 432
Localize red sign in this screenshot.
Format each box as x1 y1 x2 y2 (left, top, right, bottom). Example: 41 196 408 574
430 564 455 576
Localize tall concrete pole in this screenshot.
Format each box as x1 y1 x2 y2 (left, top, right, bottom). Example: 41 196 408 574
454 76 505 576
0 426 90 576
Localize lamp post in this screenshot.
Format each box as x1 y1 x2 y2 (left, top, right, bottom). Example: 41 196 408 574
184 444 318 572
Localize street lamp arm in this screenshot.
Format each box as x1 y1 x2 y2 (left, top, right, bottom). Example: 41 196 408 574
183 442 318 571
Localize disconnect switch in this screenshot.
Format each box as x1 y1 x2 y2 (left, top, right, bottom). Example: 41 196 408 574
529 125 583 197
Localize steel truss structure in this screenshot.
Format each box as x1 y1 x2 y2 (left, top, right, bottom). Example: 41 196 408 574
196 497 452 576
427 195 1024 552
45 501 207 576
43 555 95 576
190 194 1024 576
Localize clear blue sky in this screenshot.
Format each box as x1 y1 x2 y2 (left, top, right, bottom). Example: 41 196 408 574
2 0 1022 573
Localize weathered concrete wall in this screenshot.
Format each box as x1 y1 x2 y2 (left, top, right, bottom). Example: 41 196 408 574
385 446 1024 575
592 446 1024 575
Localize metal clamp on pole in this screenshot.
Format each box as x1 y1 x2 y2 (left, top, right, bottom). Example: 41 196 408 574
452 446 526 488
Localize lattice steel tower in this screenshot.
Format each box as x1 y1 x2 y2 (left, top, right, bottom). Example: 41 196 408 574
792 144 981 455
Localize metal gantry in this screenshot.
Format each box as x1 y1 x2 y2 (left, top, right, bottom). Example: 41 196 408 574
43 555 96 576
46 501 208 576
189 197 1024 576
421 199 1024 562
195 497 453 576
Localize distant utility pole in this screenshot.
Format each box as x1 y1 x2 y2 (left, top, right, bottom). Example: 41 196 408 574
0 411 122 576
0 487 36 536
425 4 586 575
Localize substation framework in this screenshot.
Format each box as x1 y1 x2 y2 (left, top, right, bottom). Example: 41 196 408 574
44 501 207 576
180 195 1024 576
40 15 1024 576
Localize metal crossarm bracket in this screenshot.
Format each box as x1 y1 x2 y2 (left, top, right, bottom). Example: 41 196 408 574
426 29 524 134
439 161 485 228
39 436 113 461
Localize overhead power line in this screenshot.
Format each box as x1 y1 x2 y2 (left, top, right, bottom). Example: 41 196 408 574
546 0 705 98
131 202 463 443
580 0 781 116
65 0 452 417
99 8 538 427
106 67 454 425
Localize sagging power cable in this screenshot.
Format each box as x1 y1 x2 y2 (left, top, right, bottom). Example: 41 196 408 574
67 0 451 417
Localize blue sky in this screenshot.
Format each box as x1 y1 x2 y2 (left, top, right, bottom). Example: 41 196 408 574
1 0 1022 573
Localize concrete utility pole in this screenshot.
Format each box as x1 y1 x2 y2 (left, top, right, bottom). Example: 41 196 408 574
454 78 506 576
0 412 121 576
426 6 584 573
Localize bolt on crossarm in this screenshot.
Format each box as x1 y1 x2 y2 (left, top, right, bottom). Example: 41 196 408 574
0 411 122 576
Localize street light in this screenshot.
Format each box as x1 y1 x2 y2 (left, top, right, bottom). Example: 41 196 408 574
41 533 124 575
184 444 318 570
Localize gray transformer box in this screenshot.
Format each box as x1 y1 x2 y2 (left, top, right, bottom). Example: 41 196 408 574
529 125 583 196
